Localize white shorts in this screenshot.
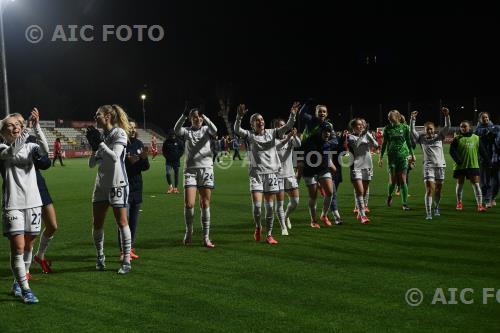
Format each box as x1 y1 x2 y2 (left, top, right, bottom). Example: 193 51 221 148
93 185 129 208
250 173 280 193
279 176 299 192
184 167 215 189
350 168 373 181
2 207 42 237
304 172 332 186
424 167 445 182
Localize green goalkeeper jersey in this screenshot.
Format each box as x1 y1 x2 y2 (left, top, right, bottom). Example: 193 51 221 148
381 123 413 159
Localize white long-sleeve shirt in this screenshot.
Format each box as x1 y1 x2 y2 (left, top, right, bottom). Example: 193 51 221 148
0 127 47 210
410 116 450 167
234 112 296 175
174 114 217 169
89 127 128 188
276 135 301 178
347 132 378 170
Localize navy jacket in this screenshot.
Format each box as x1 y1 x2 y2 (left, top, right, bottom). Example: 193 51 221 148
162 137 184 167
126 138 150 204
474 121 496 165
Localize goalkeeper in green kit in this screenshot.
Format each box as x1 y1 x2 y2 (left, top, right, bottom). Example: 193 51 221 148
378 110 416 210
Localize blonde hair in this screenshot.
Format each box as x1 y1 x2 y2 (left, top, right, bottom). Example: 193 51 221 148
387 110 402 124
97 104 131 135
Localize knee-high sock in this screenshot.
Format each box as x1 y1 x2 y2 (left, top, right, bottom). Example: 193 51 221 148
400 183 409 204
36 233 53 260
23 249 33 273
472 182 483 205
434 190 441 208
118 225 131 264
308 198 317 221
11 253 29 290
456 183 464 202
322 195 332 217
425 194 432 216
388 183 396 197
276 200 286 230
201 207 211 238
353 189 357 207
92 228 104 257
184 207 194 234
356 196 366 217
252 200 262 228
264 201 274 236
285 196 299 219
364 188 370 207
330 191 338 212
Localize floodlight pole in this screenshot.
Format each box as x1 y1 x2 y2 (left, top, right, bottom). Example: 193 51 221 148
0 2 10 116
142 98 146 130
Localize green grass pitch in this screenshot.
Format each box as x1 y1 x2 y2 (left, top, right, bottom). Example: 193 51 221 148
1 148 499 332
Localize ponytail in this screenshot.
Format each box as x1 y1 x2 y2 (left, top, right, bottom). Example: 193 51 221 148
97 104 131 135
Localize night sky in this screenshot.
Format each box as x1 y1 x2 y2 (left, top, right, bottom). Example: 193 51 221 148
3 0 499 133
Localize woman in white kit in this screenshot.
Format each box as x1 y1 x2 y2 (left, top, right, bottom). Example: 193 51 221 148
1 108 48 303
87 104 133 274
174 105 217 248
274 120 300 235
234 103 297 244
345 118 378 224
410 107 450 220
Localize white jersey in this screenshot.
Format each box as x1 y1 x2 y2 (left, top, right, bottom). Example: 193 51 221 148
410 116 449 168
0 128 47 210
234 112 296 175
347 132 378 170
89 127 128 188
276 136 301 178
174 114 217 170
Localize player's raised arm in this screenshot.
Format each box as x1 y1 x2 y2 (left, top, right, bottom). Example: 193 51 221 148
174 102 190 137
439 107 451 138
234 104 250 138
202 114 217 136
410 111 420 143
31 108 49 155
276 102 298 138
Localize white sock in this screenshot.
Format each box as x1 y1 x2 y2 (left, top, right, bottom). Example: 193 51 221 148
364 188 370 207
201 207 211 238
356 196 365 216
36 233 53 260
276 200 286 231
92 228 104 257
322 195 332 217
11 253 29 290
23 249 33 273
456 183 464 202
184 207 194 235
252 200 262 228
285 196 299 219
264 201 274 236
425 194 432 216
308 198 317 221
472 183 483 205
353 189 357 207
434 193 441 208
333 210 341 219
119 225 131 264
